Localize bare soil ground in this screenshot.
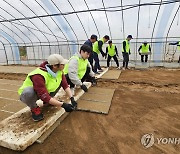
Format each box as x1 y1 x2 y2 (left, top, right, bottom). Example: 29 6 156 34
0 68 180 154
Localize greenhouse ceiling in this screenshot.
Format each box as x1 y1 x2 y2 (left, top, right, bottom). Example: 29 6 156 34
0 0 180 46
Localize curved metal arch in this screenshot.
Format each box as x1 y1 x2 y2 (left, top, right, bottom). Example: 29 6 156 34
101 0 112 39
35 0 72 54
0 1 179 22
35 0 67 54
84 0 100 38
0 6 37 64
151 0 163 43
120 0 125 39
150 0 163 65
19 0 57 58
164 5 180 60
67 0 88 40
10 20 68 42
0 7 34 44
0 40 8 64
0 24 26 61
135 0 141 66
50 0 78 52
3 0 41 44
0 30 17 64
0 16 26 45
20 0 72 55
3 0 46 60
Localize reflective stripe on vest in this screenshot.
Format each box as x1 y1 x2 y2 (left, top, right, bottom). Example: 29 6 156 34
122 40 130 53
108 44 116 56
141 44 150 53
93 38 104 54
18 68 62 95
63 55 88 79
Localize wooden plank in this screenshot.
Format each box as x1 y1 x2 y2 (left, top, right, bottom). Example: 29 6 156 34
35 69 109 144
95 68 108 78
100 70 121 79
36 112 69 144
77 87 115 114
0 82 91 151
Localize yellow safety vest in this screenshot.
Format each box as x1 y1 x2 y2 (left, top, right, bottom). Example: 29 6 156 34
141 44 150 53
93 38 105 54
18 68 63 95
64 55 88 79
122 40 130 53
108 44 116 56
178 41 180 50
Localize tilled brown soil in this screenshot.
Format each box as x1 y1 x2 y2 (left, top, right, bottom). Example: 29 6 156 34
0 68 180 154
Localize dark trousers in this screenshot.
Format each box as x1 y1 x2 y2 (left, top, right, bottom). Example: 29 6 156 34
107 55 119 67
93 52 101 72
65 67 92 88
88 52 94 70
141 55 148 62
122 52 129 68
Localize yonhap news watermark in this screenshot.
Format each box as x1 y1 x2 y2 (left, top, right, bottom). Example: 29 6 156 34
141 133 180 148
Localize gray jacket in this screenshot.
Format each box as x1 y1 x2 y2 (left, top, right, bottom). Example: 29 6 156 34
68 52 94 86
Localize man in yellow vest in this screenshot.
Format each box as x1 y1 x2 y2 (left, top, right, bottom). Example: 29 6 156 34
105 40 119 69
64 45 96 95
138 41 151 62
169 41 180 63
18 54 76 121
93 35 110 74
122 35 133 70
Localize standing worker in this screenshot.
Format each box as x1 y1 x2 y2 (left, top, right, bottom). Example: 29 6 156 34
105 40 119 69
84 34 97 70
64 45 96 95
122 35 133 70
169 41 180 63
93 35 110 74
18 54 76 122
138 41 151 62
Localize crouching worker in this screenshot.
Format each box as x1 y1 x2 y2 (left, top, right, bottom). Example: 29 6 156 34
64 45 96 95
18 54 77 122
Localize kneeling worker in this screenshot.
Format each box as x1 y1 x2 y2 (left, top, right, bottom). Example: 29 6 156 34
18 54 76 122
64 45 96 94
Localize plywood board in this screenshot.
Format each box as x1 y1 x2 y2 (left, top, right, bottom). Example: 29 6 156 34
0 82 91 151
77 87 115 114
95 68 108 78
100 70 121 79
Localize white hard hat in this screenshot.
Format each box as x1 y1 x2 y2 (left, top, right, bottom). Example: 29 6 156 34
47 54 68 65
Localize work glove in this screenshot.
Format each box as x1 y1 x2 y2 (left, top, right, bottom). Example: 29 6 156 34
61 103 74 112
70 97 77 108
91 77 97 86
81 84 88 92
101 52 105 57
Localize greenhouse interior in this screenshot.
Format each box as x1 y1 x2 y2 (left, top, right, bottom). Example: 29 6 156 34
0 0 180 154
0 0 179 68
